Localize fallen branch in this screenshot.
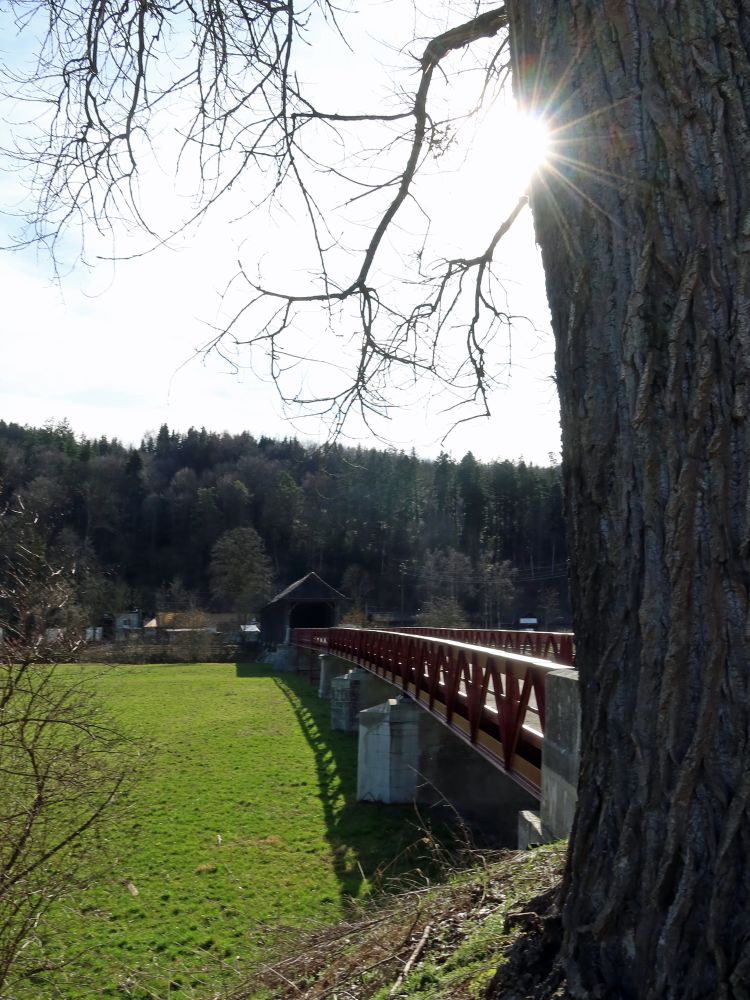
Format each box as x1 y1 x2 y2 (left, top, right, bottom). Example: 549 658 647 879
390 923 432 996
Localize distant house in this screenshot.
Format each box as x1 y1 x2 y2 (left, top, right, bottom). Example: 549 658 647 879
260 572 349 645
239 623 261 649
114 611 141 641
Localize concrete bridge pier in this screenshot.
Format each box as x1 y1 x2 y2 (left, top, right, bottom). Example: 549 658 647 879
357 698 421 804
330 668 395 731
317 653 350 699
357 695 538 846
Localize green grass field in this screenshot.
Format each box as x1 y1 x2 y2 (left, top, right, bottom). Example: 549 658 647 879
25 663 436 1000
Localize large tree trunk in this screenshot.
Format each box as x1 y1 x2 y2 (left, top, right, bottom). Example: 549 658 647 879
507 2 750 997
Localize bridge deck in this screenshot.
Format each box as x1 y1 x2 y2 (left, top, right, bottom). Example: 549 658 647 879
291 627 575 798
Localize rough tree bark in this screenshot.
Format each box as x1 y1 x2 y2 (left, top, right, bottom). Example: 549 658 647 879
508 2 750 997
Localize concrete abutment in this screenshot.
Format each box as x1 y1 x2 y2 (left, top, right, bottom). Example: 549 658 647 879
517 668 580 847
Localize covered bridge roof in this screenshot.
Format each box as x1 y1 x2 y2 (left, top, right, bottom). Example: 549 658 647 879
264 571 348 607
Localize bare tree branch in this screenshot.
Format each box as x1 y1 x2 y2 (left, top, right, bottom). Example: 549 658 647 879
1 2 532 439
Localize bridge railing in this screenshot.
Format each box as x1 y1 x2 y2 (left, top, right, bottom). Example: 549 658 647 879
290 626 575 797
389 627 575 666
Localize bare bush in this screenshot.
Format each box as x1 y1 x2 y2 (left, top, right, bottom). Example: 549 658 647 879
0 501 134 996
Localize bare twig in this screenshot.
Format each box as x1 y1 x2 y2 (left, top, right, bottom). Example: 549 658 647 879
390 922 433 996
2 2 529 439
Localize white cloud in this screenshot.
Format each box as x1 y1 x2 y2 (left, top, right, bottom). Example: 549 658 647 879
0 3 561 464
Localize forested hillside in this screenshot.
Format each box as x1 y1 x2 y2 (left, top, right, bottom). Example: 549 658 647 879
0 420 567 626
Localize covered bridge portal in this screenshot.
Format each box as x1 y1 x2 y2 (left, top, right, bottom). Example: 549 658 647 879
260 572 349 645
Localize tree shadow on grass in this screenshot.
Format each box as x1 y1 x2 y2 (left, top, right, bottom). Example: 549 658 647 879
234 662 446 908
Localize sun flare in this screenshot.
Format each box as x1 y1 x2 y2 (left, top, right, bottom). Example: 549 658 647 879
509 111 551 187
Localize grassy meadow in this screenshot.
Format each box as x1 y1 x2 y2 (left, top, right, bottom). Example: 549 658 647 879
25 663 436 1000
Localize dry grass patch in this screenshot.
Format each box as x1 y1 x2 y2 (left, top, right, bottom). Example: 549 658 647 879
229 843 566 1000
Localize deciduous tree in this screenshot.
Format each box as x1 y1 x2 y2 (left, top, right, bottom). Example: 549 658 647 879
479 556 516 627
507 3 750 996
418 547 475 610
209 526 273 618
415 597 469 629
340 564 374 611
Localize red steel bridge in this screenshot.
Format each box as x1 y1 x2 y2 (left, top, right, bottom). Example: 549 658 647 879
290 627 575 799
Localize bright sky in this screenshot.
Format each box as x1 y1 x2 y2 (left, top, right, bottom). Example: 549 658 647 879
0 2 561 465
